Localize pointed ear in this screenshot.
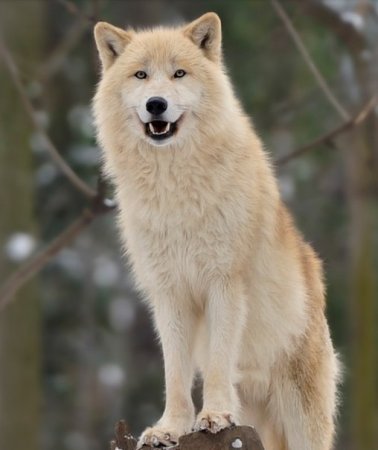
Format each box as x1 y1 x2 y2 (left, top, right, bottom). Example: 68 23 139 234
183 12 222 62
94 22 132 70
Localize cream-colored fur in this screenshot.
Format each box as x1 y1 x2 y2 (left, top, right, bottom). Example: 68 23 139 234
93 13 339 450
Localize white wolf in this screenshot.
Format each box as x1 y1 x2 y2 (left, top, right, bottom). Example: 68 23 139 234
93 12 339 450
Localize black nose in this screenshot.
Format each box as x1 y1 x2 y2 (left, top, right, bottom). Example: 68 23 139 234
146 97 168 116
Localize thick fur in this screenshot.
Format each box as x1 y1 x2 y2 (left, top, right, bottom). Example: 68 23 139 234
93 13 339 450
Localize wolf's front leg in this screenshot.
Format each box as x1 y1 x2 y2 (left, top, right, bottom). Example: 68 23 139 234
194 277 246 433
138 295 196 448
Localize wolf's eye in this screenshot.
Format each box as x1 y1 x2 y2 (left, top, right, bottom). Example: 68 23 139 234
174 69 186 78
135 71 147 79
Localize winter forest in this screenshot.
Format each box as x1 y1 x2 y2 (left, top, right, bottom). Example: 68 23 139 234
0 1 377 449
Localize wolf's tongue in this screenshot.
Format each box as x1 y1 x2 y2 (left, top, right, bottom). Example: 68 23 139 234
149 121 170 134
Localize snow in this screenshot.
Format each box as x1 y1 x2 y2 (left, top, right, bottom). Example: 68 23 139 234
5 232 36 261
321 1 365 31
98 363 125 388
103 197 117 208
36 162 58 186
34 109 50 128
341 11 365 31
68 104 95 138
30 131 49 154
69 144 100 166
93 255 120 287
278 174 295 201
232 438 243 448
56 249 85 279
109 297 136 332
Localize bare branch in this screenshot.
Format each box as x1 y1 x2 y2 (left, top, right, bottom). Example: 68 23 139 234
270 0 350 121
0 32 97 199
38 0 105 81
276 96 378 167
37 7 91 82
0 209 94 311
0 0 118 311
57 0 96 23
57 0 106 24
291 0 366 54
0 200 115 311
89 0 103 21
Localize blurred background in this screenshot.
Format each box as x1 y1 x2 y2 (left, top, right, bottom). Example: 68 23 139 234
0 0 377 449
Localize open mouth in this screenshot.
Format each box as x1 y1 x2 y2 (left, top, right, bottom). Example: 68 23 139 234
145 120 178 141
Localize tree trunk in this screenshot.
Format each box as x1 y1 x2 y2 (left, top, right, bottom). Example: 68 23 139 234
0 2 44 449
343 58 378 450
294 2 378 448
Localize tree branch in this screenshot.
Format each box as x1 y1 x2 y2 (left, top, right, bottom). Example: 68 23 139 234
291 0 367 54
0 31 97 199
276 95 378 167
56 0 97 23
0 198 116 312
270 0 350 120
0 2 118 312
37 6 91 82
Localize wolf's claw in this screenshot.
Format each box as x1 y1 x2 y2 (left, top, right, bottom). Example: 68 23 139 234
194 411 235 434
138 427 179 448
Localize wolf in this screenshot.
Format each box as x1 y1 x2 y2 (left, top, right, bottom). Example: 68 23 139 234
93 12 339 450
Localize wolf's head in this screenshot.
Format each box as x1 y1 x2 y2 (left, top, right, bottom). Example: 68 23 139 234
93 13 235 150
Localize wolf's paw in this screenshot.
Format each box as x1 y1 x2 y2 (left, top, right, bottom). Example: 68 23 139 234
193 410 236 434
137 426 180 448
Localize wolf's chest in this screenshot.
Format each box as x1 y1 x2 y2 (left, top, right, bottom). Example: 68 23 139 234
125 196 222 266
117 161 250 292
122 214 218 296
119 188 237 292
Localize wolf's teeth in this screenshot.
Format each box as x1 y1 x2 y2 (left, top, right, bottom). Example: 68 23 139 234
148 122 171 135
163 122 170 133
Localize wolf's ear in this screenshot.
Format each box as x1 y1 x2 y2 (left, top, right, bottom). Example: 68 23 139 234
94 22 132 70
183 12 222 62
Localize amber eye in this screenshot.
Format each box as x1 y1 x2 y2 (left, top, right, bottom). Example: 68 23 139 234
135 71 147 79
174 69 186 78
